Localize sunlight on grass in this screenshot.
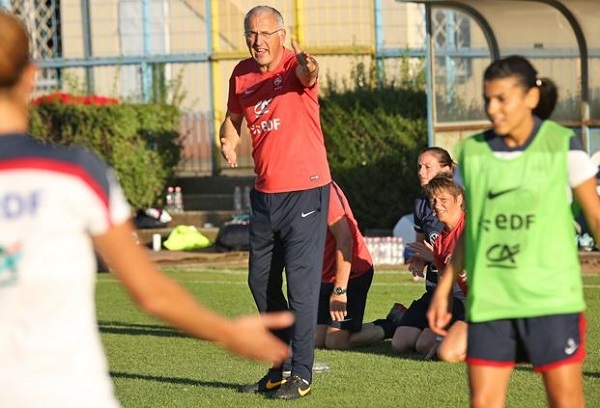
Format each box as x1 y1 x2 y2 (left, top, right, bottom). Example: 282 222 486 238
97 269 600 407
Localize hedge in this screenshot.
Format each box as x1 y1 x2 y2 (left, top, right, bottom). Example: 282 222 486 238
320 84 428 231
27 62 428 231
30 102 181 210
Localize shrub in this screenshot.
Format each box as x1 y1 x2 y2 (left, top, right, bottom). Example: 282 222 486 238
320 69 428 231
30 98 181 210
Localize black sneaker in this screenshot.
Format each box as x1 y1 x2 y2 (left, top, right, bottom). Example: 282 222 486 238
386 302 408 327
240 369 286 394
272 375 311 399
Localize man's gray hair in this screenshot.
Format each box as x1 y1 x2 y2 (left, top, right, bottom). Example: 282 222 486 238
244 5 284 30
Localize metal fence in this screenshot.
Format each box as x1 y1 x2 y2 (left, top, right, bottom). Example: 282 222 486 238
2 0 423 175
5 0 598 174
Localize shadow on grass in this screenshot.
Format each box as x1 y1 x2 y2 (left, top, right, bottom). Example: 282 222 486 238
337 341 427 361
109 371 243 390
98 320 189 338
514 365 600 379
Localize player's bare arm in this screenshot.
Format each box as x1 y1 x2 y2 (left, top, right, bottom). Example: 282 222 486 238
219 111 244 167
573 177 600 244
329 215 353 321
427 233 464 336
93 219 293 365
292 39 319 88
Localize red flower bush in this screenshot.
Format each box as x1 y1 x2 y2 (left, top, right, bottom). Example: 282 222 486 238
32 92 119 106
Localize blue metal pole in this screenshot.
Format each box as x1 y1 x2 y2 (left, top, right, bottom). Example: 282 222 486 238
205 0 218 175
445 11 456 106
141 0 152 103
374 0 384 86
80 0 94 93
425 4 434 147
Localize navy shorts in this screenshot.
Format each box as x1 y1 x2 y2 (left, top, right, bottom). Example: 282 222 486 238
467 313 586 372
400 291 465 330
317 268 374 333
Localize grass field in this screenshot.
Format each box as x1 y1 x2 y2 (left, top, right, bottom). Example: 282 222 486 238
96 267 600 407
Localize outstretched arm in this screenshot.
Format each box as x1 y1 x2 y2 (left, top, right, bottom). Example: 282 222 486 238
93 220 293 365
291 39 319 88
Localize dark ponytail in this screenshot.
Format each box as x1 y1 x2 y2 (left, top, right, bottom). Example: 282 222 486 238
484 55 558 120
534 77 558 120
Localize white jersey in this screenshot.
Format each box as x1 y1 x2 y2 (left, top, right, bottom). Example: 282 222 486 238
0 134 131 407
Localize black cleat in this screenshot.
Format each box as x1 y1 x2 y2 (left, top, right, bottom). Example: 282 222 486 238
386 302 408 327
240 369 286 394
272 375 311 399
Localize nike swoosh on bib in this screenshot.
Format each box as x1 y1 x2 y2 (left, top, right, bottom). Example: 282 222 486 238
301 210 316 218
487 187 519 200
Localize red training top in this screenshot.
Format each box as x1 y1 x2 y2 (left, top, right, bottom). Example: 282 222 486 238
322 182 373 283
227 48 331 193
433 212 468 295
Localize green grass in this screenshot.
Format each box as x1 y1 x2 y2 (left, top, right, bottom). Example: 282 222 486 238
96 267 600 407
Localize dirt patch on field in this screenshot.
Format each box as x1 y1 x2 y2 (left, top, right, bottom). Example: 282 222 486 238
149 249 249 268
147 248 600 274
579 251 600 274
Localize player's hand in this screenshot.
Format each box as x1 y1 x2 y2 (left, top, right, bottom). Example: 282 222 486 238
424 337 442 361
225 312 293 365
407 255 426 278
291 39 318 81
329 293 348 322
407 240 434 263
220 137 238 167
427 291 452 337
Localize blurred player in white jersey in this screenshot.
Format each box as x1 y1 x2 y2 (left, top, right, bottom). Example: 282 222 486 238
0 10 292 407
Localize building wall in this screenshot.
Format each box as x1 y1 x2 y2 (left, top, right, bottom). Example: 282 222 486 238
10 0 598 172
47 0 422 113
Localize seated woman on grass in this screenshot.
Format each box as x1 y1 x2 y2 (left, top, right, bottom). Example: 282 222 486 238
422 173 467 362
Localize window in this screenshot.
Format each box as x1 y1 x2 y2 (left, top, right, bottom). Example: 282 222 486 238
10 0 62 90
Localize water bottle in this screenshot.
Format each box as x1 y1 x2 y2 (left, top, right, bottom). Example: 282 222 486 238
395 237 405 264
371 237 381 265
165 186 175 212
242 185 252 211
152 233 161 251
174 186 184 212
233 186 242 211
381 237 391 264
312 361 330 374
400 237 406 264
